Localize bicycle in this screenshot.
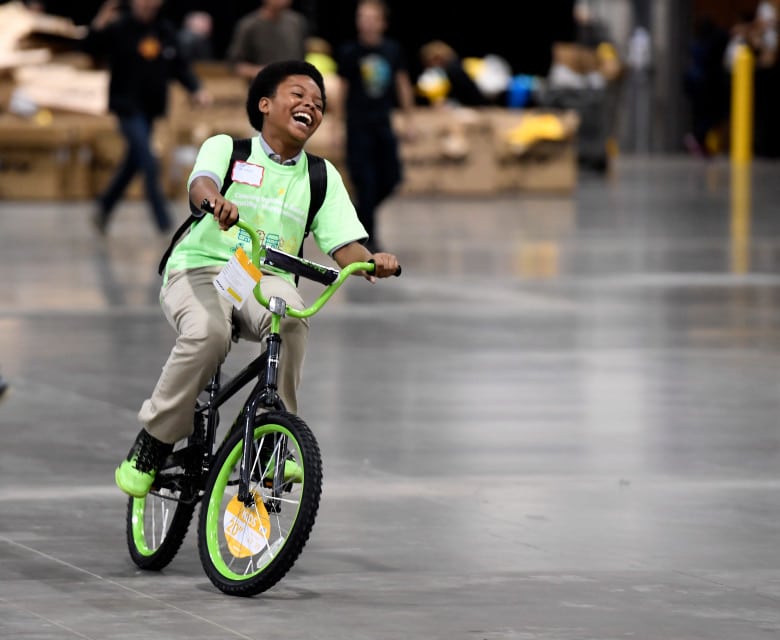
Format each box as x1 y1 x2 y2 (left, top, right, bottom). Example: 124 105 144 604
124 206 401 596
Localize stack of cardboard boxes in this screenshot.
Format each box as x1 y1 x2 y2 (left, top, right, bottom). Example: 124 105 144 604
393 106 579 196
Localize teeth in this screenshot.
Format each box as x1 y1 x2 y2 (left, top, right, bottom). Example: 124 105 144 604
293 112 312 125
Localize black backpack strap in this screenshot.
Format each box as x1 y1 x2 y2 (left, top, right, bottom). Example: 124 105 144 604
219 137 252 198
293 153 327 285
301 153 327 248
158 137 253 276
157 215 196 275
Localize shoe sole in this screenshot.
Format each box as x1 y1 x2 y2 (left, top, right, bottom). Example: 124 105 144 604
115 467 152 499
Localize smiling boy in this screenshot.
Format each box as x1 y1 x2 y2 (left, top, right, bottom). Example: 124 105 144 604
116 60 400 498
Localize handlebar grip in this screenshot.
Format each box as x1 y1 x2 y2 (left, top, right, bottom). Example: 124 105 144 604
368 259 402 277
200 198 215 214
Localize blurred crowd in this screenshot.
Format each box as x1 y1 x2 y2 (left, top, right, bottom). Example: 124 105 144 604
8 0 561 106
684 0 780 158
9 0 780 173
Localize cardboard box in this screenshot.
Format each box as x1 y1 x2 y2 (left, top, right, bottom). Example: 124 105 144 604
396 106 496 195
64 142 93 200
13 64 108 115
486 107 579 193
0 113 75 198
496 143 577 192
0 146 68 199
169 76 250 145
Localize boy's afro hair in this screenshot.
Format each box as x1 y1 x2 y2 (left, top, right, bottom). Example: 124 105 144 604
246 60 327 132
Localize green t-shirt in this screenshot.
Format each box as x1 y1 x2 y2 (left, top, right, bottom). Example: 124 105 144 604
166 134 367 284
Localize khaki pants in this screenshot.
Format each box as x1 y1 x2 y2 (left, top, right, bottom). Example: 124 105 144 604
138 266 308 444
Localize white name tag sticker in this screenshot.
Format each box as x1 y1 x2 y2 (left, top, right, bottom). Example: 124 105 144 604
213 247 263 309
231 161 264 187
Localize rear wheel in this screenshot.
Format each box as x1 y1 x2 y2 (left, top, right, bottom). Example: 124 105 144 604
126 444 201 570
197 411 322 596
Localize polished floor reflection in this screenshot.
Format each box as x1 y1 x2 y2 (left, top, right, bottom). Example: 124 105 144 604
2 155 780 639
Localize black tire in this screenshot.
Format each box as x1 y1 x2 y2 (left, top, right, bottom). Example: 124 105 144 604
126 495 196 571
197 411 322 596
125 444 201 571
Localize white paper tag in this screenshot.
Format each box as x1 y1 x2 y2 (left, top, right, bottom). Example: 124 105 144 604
231 161 264 186
213 247 262 309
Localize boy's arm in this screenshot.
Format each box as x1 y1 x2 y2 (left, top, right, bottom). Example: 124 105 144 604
333 241 400 282
189 176 239 231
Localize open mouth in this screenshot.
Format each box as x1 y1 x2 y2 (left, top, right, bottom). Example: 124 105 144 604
292 111 312 126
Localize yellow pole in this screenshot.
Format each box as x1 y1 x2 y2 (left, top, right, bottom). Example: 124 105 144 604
730 44 754 273
730 163 751 273
731 44 754 164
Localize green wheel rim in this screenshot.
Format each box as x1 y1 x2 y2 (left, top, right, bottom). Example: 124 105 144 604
130 497 155 556
204 424 303 580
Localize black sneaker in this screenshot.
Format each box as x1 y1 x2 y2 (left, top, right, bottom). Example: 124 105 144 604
114 429 173 498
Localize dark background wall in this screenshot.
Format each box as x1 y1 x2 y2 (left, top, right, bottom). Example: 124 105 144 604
32 0 577 78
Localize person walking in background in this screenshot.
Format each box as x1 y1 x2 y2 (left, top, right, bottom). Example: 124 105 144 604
83 0 210 235
226 0 309 82
683 16 729 157
0 373 8 403
335 0 416 253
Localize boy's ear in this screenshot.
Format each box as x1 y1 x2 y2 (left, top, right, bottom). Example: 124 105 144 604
259 96 270 115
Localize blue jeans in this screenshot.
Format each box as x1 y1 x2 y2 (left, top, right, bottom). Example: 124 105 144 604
98 113 171 231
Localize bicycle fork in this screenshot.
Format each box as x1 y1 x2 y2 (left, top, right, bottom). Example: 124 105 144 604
238 325 284 505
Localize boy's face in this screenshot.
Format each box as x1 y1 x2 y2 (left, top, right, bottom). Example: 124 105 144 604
259 75 324 146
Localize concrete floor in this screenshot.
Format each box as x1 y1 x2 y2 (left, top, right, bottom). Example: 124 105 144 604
2 155 780 639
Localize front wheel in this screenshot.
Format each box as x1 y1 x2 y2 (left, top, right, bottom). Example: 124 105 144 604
197 411 322 596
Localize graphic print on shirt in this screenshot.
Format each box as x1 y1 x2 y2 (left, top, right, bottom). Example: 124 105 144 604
222 185 307 257
359 53 391 98
138 36 161 60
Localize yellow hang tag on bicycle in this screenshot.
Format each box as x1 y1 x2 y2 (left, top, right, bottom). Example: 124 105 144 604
223 492 271 558
213 247 263 309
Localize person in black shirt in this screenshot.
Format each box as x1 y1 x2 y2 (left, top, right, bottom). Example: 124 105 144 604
84 0 210 234
335 0 416 253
